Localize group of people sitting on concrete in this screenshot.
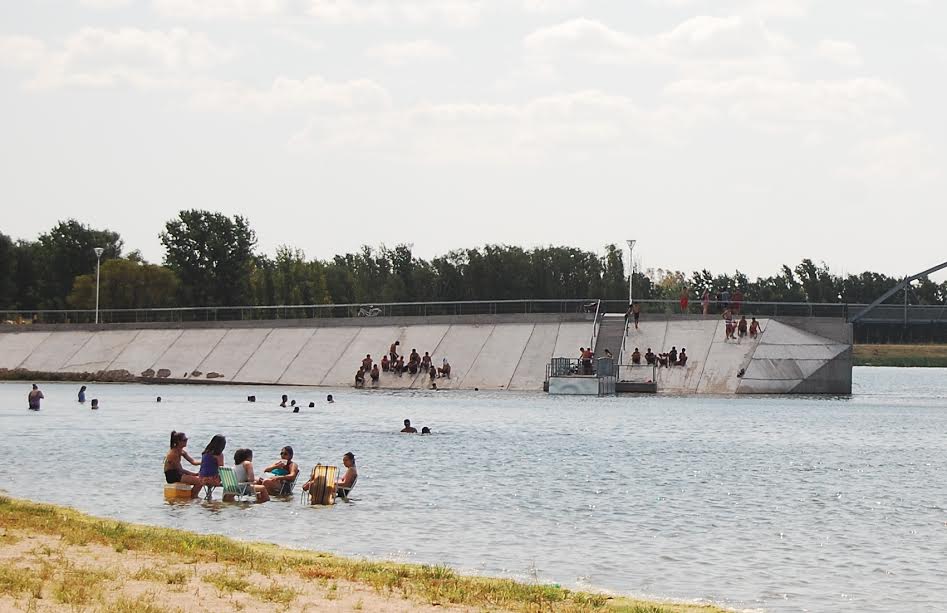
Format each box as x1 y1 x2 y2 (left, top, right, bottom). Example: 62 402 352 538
163 431 356 504
631 346 688 368
354 341 451 388
723 311 762 341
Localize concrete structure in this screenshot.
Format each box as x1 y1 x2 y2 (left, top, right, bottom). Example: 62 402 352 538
0 314 851 394
618 317 851 394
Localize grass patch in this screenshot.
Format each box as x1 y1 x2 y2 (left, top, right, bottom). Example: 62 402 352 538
203 571 251 593
0 565 44 599
0 495 730 612
131 567 189 585
53 567 111 606
250 582 298 604
854 344 947 367
101 595 183 613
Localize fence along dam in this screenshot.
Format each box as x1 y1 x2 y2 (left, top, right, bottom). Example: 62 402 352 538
0 313 852 394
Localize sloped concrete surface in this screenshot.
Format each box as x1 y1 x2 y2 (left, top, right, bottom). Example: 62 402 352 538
107 329 182 374
152 329 227 378
279 327 359 385
0 316 850 393
196 329 271 381
462 323 535 390
508 323 560 390
19 331 93 372
60 330 141 373
0 331 51 369
234 328 316 384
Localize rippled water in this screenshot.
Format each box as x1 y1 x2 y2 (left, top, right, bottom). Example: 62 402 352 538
2 367 946 612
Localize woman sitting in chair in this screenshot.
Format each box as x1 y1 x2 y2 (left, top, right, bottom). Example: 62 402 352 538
336 452 358 498
260 445 299 496
232 448 270 503
164 431 203 497
198 434 226 489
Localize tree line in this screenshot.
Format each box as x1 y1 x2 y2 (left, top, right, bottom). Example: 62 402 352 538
1 211 944 311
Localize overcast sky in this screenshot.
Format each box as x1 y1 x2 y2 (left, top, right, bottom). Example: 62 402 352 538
1 0 944 281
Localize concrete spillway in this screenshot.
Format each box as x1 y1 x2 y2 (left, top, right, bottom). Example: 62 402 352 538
621 317 851 394
0 314 850 394
0 317 594 392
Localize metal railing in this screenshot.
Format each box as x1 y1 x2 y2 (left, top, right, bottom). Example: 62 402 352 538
618 363 659 384
0 299 601 326
1 298 944 326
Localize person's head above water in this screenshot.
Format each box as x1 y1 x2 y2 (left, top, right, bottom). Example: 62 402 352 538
203 434 226 455
32 384 38 390
326 394 334 403
170 431 188 449
421 426 431 434
404 419 411 427
79 385 87 392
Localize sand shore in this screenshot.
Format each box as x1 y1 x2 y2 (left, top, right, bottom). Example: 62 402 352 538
0 496 727 612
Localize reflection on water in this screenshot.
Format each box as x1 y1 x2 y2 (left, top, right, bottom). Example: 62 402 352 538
1 366 946 612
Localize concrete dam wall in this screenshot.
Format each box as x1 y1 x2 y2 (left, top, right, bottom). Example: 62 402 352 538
623 318 852 394
0 315 851 394
0 319 594 391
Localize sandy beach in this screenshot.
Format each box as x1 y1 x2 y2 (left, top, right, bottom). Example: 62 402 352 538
0 496 726 613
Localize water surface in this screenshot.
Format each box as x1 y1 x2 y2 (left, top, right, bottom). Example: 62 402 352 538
1 367 945 612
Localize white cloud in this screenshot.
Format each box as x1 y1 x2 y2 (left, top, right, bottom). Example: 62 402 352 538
364 40 452 66
664 77 905 123
152 0 485 25
153 0 289 19
1 28 231 90
79 0 130 7
0 36 48 68
189 75 392 113
816 39 862 68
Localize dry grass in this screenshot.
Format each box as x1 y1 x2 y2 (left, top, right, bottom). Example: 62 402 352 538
854 344 947 367
0 495 730 612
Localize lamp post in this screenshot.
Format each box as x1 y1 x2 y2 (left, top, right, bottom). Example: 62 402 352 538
94 247 104 324
626 239 636 307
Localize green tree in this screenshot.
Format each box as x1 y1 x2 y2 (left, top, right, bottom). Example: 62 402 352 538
0 232 17 309
160 210 257 306
68 259 180 309
31 220 123 309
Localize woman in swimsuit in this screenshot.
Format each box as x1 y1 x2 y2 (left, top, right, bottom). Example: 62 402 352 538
163 431 202 496
198 434 226 490
336 452 358 496
232 448 270 503
260 446 299 496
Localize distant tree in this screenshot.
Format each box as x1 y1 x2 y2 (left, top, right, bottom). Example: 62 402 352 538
160 210 257 306
68 259 180 309
30 220 123 309
0 232 16 309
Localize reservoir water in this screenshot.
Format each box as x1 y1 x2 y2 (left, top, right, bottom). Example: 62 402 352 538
1 367 945 612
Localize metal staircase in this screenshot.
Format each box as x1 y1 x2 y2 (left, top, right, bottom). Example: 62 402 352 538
594 314 626 361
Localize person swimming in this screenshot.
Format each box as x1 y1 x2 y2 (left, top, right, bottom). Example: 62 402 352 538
401 419 418 433
78 385 87 403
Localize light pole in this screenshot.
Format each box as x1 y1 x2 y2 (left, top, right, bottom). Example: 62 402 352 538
94 247 104 324
626 239 636 307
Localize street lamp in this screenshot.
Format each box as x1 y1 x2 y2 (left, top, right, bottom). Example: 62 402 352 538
626 239 636 307
94 247 104 324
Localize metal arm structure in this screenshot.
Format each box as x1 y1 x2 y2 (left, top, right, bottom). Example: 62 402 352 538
849 260 947 323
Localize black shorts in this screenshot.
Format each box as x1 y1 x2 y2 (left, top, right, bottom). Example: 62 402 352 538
165 469 182 484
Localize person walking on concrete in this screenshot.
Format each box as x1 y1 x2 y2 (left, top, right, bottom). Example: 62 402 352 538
632 302 641 330
701 289 710 316
679 288 689 313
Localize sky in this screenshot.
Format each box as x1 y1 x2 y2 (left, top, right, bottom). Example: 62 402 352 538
1 0 944 282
